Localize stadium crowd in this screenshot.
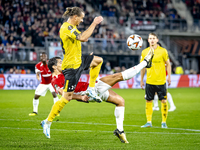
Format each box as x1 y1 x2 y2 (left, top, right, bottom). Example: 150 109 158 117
0 0 199 74
0 0 192 49
0 65 32 74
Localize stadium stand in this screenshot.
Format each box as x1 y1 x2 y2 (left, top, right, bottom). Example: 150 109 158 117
0 0 199 74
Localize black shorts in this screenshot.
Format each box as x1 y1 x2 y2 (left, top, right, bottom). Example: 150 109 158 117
145 83 167 101
62 55 94 92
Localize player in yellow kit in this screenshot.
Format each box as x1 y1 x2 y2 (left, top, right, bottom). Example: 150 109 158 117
140 33 171 128
40 7 104 137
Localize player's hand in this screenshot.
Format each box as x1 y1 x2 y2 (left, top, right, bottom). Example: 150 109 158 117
81 95 89 102
167 76 171 86
140 80 145 90
93 16 103 25
36 76 40 81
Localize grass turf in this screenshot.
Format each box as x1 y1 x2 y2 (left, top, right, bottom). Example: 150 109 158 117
0 88 200 150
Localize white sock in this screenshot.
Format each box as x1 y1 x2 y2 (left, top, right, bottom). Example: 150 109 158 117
167 92 175 108
33 98 39 113
53 97 59 104
153 95 158 108
122 61 147 80
114 106 124 132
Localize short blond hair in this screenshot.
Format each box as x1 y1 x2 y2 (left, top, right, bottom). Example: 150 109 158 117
149 32 158 38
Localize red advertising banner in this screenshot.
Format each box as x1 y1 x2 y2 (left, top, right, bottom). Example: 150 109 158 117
0 74 200 90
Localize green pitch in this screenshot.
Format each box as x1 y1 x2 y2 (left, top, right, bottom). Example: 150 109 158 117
0 88 200 150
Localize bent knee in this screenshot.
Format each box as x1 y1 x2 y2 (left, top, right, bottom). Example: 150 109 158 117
116 98 125 106
161 100 167 103
94 56 103 64
63 92 73 101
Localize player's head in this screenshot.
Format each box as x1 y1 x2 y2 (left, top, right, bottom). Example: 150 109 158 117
48 57 62 73
40 52 47 62
62 7 84 26
148 32 159 46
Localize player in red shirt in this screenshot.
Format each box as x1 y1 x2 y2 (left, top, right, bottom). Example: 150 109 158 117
41 48 154 143
29 52 58 116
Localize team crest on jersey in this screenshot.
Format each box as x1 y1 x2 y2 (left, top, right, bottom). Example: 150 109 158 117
68 25 73 30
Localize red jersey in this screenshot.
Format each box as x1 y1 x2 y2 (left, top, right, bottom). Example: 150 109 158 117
51 73 88 94
35 62 52 84
51 73 65 94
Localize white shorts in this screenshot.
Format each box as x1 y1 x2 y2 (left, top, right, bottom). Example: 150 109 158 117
35 83 55 96
88 79 111 102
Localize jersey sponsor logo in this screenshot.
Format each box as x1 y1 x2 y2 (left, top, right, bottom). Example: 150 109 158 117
68 25 73 30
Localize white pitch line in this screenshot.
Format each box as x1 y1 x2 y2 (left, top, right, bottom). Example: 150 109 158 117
0 118 200 132
0 127 200 135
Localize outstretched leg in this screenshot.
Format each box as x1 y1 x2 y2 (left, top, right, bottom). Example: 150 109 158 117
100 47 154 88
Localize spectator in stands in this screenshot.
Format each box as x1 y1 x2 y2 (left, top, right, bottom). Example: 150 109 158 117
104 61 112 74
0 43 5 61
121 66 126 71
0 68 4 74
2 35 8 46
8 68 14 74
27 69 31 74
21 66 26 74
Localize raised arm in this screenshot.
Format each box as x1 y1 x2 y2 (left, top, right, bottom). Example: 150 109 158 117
77 16 103 42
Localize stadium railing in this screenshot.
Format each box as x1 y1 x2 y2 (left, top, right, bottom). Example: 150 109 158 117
0 46 45 64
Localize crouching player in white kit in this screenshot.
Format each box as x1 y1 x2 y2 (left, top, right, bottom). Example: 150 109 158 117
29 52 58 116
40 48 154 143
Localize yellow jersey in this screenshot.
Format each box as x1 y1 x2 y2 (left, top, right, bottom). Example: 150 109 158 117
60 22 82 70
140 46 169 85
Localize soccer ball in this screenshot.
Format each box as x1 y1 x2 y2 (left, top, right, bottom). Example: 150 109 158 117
127 34 143 50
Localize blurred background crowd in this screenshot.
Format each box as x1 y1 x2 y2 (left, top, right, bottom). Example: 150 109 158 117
0 0 200 75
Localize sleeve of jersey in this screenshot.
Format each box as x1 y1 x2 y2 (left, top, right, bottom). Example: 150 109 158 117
140 51 145 63
163 49 169 61
35 64 41 73
52 80 61 94
65 27 80 40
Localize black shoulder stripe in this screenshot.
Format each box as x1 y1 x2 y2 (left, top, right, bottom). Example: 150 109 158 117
74 31 79 37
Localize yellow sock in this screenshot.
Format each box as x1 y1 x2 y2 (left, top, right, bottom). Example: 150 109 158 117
161 102 168 123
47 97 69 122
89 61 103 87
146 102 153 123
